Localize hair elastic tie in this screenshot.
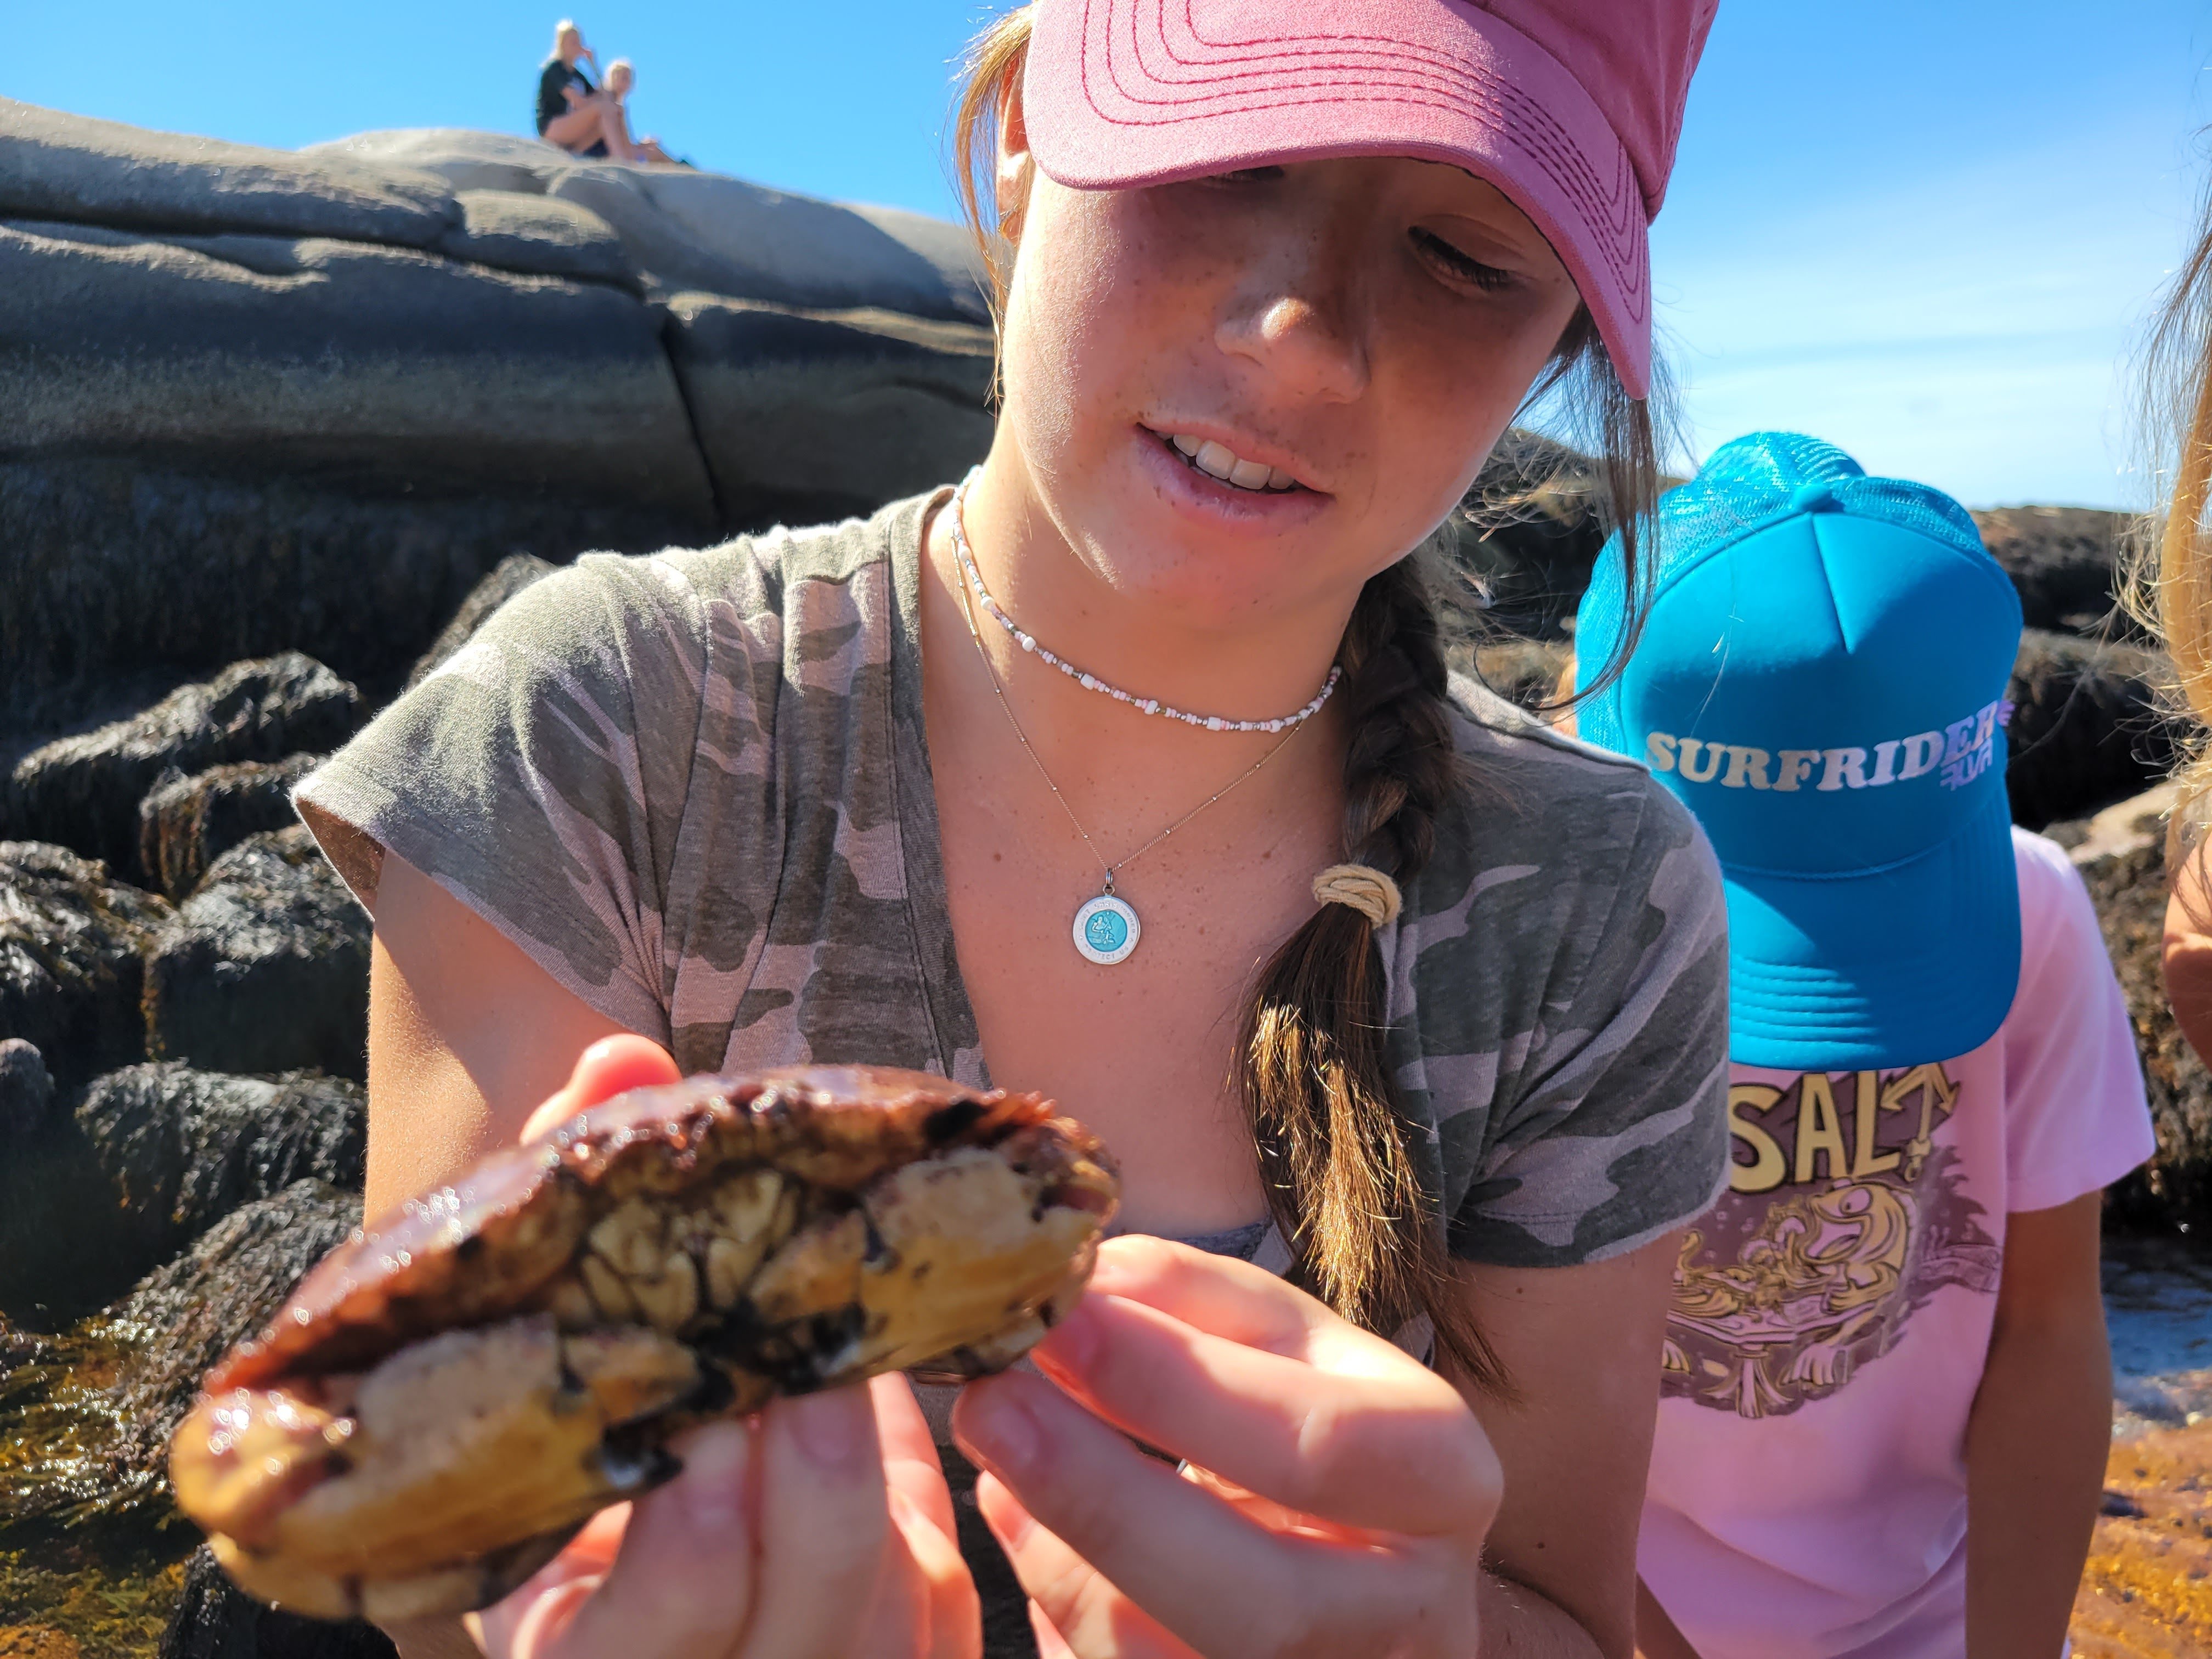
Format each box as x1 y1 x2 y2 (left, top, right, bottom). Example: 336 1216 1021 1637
1312 864 1402 927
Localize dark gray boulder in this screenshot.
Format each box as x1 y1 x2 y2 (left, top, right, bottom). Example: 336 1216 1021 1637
0 1038 55 1139
0 840 170 1090
138 754 321 902
550 167 989 321
111 1180 364 1503
2005 631 2177 831
666 296 996 522
0 1057 360 1325
2 107 1007 718
74 1063 364 1277
438 188 634 288
1972 506 2132 640
3 654 359 878
0 97 452 246
303 127 993 323
0 219 713 514
143 827 370 1081
404 552 556 690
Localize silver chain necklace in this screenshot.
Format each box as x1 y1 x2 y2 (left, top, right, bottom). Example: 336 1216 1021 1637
948 470 1341 734
949 496 1309 966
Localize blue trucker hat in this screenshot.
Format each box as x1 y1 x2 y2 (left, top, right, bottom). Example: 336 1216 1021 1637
1575 432 2023 1070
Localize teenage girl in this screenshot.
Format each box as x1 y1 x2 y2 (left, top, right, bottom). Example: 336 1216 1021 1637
2153 186 2212 1056
300 2 1730 1655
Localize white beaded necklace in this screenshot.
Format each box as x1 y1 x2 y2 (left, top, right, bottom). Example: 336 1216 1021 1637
947 471 1341 735
948 471 1326 964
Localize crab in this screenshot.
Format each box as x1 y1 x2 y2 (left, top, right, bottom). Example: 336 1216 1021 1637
169 1065 1120 1622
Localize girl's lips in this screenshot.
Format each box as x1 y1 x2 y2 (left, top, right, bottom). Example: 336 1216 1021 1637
1135 427 1331 532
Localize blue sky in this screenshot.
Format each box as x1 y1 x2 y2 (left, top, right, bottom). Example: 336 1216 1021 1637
13 2 2210 507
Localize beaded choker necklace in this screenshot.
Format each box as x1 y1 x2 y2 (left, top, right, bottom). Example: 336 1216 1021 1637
947 471 1341 735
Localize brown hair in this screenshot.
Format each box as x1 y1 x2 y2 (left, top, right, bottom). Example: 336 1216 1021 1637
2138 178 2212 827
952 8 1666 1385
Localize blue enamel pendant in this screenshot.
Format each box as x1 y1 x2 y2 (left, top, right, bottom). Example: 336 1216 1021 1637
1073 890 1141 966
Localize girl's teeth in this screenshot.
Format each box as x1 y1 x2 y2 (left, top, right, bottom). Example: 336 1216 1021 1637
1194 440 1240 481
1166 433 1301 493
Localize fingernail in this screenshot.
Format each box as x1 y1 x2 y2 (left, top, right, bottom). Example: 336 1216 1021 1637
679 1422 749 1529
789 1389 866 1471
966 1387 1043 1474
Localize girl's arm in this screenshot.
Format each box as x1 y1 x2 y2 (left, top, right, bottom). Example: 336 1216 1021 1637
956 1232 1681 1659
1453 1235 1682 1659
1963 1190 2109 1657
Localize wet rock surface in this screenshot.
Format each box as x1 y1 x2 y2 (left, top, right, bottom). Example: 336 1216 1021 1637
2 656 360 878
138 754 321 903
0 1042 53 1141
161 1544 397 1659
0 842 169 1091
142 828 369 1081
105 1180 363 1511
2072 1418 2212 1657
0 1181 363 1528
75 1067 364 1286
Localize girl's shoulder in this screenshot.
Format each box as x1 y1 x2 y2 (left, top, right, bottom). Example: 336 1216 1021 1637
1432 670 1713 901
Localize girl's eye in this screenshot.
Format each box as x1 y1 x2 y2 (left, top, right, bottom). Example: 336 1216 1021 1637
1412 228 1516 292
1210 165 1285 185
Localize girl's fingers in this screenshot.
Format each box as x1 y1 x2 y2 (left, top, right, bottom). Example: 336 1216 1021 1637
532 1420 759 1659
878 1486 983 1659
872 1373 960 1541
955 1372 1400 1659
1027 1293 1498 1538
868 1376 980 1659
740 1387 895 1658
973 1475 1191 1659
1075 1237 1370 1359
520 1036 682 1141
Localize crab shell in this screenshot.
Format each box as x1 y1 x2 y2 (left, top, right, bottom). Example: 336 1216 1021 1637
170 1066 1119 1621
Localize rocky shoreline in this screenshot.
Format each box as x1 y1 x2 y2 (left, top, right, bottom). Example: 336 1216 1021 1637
2 99 2207 1657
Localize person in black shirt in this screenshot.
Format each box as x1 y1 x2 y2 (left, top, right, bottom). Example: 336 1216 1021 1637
535 19 664 162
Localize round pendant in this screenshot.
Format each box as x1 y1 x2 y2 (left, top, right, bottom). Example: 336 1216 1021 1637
1072 893 1141 966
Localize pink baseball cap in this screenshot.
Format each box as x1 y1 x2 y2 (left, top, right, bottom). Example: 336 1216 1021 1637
1022 0 1719 398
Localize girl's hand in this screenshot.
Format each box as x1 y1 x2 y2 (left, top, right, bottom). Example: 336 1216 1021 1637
460 1037 980 1659
951 1237 1503 1659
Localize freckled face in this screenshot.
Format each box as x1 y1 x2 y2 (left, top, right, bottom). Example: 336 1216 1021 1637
997 157 1583 629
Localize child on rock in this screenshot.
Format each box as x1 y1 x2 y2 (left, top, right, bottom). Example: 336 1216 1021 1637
1574 432 2155 1659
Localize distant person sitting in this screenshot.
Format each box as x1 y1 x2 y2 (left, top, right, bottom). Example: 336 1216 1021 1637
600 59 678 165
534 21 670 163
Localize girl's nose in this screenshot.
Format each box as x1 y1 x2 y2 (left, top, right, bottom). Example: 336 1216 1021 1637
1217 287 1370 405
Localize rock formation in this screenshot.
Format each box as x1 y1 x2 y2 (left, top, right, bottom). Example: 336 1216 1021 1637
142 827 371 1081
2 100 995 726
3 655 362 879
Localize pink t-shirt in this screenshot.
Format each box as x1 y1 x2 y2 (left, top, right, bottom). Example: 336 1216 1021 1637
1638 829 2155 1659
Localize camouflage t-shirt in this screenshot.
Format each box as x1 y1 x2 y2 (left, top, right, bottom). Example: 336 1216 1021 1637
300 490 1730 1271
